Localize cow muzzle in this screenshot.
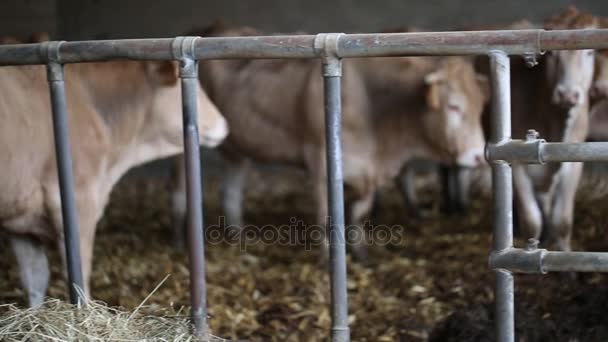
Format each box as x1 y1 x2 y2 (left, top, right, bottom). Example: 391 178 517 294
456 146 485 168
553 85 583 108
200 117 229 148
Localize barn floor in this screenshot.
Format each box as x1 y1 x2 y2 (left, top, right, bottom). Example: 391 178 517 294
2 158 608 341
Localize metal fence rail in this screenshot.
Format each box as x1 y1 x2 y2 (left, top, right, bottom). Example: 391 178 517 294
1 28 608 341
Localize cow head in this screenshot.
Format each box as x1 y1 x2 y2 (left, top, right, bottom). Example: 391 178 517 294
144 61 228 149
422 57 490 167
544 6 598 108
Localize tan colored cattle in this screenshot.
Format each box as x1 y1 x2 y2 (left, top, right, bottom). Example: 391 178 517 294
0 60 228 307
511 6 597 251
171 24 488 260
393 21 540 218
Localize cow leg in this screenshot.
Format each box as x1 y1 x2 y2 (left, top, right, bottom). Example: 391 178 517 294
545 162 583 252
53 191 99 300
347 191 374 263
305 146 330 263
368 191 383 222
220 156 251 232
441 165 466 216
395 164 423 218
10 235 49 307
170 155 187 249
456 166 472 214
513 165 543 241
313 170 330 264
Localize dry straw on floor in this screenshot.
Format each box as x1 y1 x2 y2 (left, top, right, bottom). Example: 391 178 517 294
0 285 226 342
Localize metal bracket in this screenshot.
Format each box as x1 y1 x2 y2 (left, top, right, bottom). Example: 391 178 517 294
486 130 546 164
40 41 65 81
489 247 548 274
314 33 343 77
172 36 199 78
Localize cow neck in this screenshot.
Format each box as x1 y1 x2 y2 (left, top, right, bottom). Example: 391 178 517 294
67 61 153 163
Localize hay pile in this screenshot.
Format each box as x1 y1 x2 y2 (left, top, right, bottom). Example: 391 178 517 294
0 290 225 342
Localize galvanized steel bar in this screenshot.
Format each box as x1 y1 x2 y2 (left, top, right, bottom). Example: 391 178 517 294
489 50 514 342
539 142 608 163
2 29 608 65
491 248 608 273
42 41 84 304
317 33 350 342
173 37 209 337
543 251 608 272
488 141 608 163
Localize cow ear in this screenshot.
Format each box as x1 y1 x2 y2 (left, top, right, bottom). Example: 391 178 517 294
425 83 442 111
424 70 445 84
477 74 491 104
146 61 179 86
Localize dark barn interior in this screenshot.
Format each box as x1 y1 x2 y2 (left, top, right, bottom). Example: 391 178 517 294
2 1 608 341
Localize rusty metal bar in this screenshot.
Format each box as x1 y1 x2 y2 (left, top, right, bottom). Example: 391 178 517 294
2 29 608 65
317 33 350 342
489 50 514 342
173 36 209 338
491 248 608 273
42 41 84 305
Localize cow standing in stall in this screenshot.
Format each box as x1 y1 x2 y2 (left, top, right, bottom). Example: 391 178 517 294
0 60 228 307
509 7 598 251
171 24 489 261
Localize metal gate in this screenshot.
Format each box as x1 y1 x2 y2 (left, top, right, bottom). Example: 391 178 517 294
1 29 608 342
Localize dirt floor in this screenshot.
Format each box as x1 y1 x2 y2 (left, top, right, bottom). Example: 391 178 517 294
2 159 608 341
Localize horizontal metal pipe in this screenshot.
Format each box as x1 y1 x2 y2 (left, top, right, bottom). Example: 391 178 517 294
488 141 608 163
490 248 608 273
1 29 608 65
541 142 608 162
543 252 608 272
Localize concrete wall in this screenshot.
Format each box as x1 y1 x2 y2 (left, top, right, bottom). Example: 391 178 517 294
56 0 608 40
2 1 607 41
0 0 57 39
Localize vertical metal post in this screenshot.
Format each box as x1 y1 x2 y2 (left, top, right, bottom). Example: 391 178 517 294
489 51 514 342
42 41 84 304
173 37 208 337
317 33 350 342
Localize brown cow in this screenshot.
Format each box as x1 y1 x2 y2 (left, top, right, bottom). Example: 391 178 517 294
171 24 489 260
511 7 597 251
0 61 228 307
